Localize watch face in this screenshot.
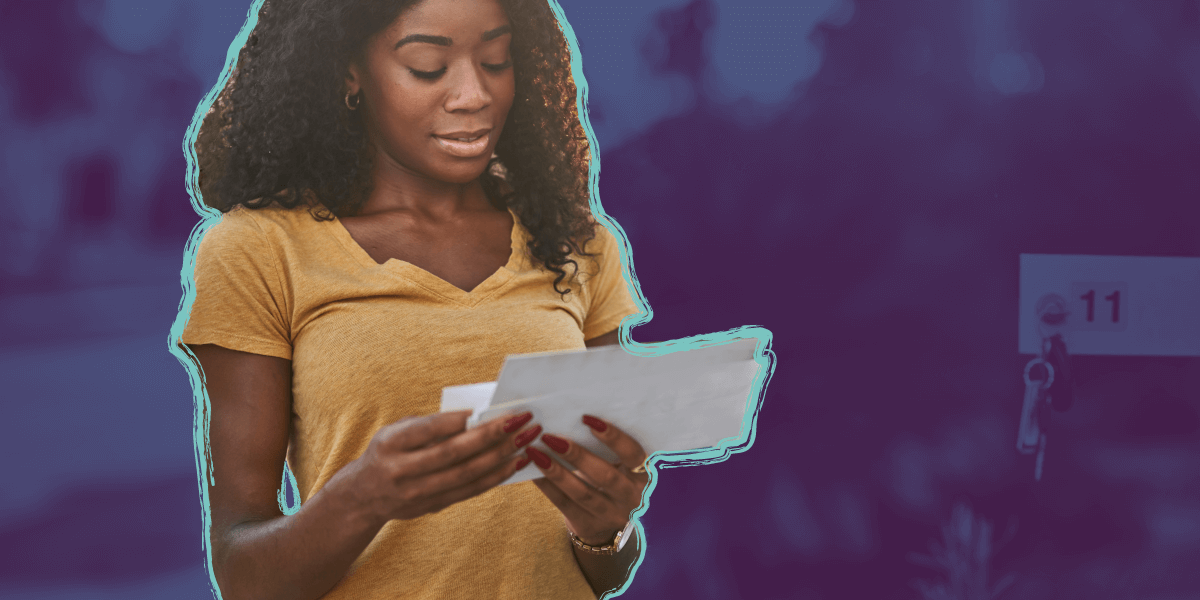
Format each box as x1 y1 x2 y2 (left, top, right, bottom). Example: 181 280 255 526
615 521 636 552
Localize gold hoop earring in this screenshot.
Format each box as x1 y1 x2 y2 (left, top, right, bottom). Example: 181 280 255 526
345 92 360 111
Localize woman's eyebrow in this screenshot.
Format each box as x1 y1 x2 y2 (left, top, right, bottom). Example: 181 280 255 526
482 25 511 41
394 26 511 50
395 34 452 49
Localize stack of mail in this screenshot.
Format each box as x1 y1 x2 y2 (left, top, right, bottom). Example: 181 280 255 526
440 338 762 486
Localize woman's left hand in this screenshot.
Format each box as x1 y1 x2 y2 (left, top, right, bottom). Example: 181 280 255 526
525 415 649 546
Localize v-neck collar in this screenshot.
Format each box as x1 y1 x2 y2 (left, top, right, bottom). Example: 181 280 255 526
326 208 526 307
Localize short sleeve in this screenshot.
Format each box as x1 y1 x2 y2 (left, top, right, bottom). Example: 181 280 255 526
581 223 641 340
180 209 293 360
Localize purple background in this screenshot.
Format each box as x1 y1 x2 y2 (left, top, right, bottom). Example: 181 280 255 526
2 0 1198 598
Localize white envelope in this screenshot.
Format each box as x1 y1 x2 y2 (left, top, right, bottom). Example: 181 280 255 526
439 338 763 487
490 338 759 406
439 381 497 417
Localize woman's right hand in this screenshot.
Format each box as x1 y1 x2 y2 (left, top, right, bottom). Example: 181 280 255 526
348 410 541 523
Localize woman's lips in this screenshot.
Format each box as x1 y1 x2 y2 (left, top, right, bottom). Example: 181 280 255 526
433 130 491 158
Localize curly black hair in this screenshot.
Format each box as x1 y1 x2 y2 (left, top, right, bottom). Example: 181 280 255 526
195 0 596 294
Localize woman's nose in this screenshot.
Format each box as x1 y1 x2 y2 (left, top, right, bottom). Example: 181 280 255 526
445 64 492 113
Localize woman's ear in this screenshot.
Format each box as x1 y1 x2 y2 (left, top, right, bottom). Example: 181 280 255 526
345 62 363 96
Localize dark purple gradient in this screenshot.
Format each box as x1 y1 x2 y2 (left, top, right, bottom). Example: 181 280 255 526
0 476 199 586
0 0 1197 598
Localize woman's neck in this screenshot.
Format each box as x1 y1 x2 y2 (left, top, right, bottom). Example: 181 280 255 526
358 148 492 219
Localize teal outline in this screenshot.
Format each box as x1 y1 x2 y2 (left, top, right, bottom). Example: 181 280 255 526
168 1 265 597
167 2 776 599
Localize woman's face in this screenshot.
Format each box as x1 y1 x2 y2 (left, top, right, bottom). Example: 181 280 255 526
347 0 515 185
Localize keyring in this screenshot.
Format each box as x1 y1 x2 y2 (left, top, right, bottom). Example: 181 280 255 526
1023 357 1055 390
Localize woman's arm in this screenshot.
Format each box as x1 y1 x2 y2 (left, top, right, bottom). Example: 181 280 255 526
533 415 647 599
571 524 641 598
191 344 536 600
196 344 379 600
568 329 643 598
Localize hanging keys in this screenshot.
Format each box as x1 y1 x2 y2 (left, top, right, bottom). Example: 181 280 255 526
1022 295 1069 481
1017 358 1054 456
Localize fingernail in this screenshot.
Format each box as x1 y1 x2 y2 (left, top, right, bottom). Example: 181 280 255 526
503 412 533 433
514 425 542 449
542 434 570 454
582 415 607 433
515 456 532 470
526 446 552 469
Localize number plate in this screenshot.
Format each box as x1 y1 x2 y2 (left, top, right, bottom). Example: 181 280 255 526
1019 254 1200 356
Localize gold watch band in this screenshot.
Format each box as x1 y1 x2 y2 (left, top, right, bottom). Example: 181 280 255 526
569 522 635 556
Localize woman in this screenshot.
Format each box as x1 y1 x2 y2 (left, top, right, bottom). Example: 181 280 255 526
180 0 650 598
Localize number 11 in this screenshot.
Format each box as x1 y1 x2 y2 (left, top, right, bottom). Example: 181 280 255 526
1080 289 1120 323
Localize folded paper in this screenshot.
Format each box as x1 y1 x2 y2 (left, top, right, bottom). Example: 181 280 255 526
440 338 761 486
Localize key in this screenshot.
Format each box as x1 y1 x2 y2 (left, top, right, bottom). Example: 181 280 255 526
1033 382 1055 480
1017 358 1054 455
1034 432 1047 480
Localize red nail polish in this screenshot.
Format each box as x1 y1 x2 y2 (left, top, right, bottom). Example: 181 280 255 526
514 425 542 449
503 412 533 433
526 446 552 469
542 434 570 454
582 415 608 433
515 456 532 470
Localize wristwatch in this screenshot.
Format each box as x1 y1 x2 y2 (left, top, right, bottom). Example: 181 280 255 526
569 520 637 556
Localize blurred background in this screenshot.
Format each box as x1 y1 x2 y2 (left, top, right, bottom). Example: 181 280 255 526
1 0 1198 598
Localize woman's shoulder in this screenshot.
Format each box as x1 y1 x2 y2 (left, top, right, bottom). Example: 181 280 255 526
196 203 328 268
571 217 629 286
231 201 326 228
206 203 325 243
583 218 626 257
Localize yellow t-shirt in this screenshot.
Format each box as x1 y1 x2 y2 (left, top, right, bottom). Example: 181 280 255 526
180 204 640 600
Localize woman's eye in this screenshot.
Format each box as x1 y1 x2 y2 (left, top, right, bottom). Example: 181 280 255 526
409 67 447 80
483 60 512 73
